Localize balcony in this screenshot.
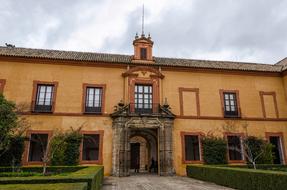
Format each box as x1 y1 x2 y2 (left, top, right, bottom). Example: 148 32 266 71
111 101 175 119
33 104 53 113
84 106 102 114
128 103 160 115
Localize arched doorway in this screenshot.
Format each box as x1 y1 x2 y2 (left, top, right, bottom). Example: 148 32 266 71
111 108 175 176
129 129 158 174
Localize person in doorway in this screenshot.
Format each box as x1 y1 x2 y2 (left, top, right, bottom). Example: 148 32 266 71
149 157 155 173
155 160 158 173
135 157 140 173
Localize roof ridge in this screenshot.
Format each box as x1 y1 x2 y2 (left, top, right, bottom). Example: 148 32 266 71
0 46 132 57
155 56 276 67
0 46 283 73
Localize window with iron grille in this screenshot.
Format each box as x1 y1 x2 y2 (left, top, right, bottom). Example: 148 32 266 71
34 85 54 112
140 48 147 60
82 134 100 161
223 92 239 117
85 87 103 113
134 84 152 113
184 135 200 161
227 135 243 160
28 134 48 162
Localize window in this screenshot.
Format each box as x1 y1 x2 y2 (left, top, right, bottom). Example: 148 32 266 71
134 84 153 113
227 135 243 161
28 134 48 162
34 84 55 112
140 48 147 60
82 134 100 161
223 92 239 117
266 133 285 164
184 135 200 161
85 87 103 113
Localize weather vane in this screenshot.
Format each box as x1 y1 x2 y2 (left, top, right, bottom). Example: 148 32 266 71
142 4 145 36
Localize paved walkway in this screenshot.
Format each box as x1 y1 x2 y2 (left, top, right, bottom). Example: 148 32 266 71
102 174 233 190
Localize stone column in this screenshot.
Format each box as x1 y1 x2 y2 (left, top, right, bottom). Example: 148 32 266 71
163 118 174 175
159 118 174 176
158 126 165 175
112 117 130 177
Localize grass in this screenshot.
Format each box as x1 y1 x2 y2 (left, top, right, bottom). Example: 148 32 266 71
0 183 87 190
0 166 103 190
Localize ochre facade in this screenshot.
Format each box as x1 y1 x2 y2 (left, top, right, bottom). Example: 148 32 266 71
0 36 287 176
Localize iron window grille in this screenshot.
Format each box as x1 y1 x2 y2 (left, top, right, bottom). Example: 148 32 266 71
85 87 103 113
227 135 243 160
34 84 54 112
185 135 200 161
134 84 153 114
223 92 239 117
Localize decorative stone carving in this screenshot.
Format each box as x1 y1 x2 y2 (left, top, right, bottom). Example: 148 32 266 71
111 103 175 177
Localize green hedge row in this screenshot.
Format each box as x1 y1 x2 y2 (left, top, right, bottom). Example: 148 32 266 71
0 166 87 173
187 165 287 190
0 166 104 190
0 172 36 177
0 183 87 190
226 164 287 169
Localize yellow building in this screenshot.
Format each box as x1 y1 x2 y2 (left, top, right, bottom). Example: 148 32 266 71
0 34 287 176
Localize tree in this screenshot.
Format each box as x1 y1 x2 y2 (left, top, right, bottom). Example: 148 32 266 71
35 126 83 175
0 94 30 161
222 120 273 169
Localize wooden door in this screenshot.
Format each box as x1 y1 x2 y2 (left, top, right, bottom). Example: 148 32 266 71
130 143 140 169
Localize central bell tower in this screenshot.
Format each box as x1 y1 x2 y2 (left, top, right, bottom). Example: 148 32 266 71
132 4 155 64
132 33 154 63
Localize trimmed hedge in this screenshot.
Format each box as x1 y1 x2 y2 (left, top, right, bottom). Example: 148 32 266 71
187 165 287 190
0 183 87 190
0 172 37 177
0 166 104 190
0 166 87 173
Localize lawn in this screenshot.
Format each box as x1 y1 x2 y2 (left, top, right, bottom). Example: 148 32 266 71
0 166 103 190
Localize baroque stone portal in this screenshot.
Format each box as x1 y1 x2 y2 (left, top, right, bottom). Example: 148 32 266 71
111 103 175 177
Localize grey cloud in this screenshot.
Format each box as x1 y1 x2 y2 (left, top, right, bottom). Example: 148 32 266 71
0 0 286 63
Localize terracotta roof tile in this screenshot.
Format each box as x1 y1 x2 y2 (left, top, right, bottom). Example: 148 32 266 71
0 46 284 72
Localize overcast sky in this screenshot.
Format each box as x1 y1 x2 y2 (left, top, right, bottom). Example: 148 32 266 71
0 0 287 64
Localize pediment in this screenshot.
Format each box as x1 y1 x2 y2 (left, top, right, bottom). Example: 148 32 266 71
122 66 164 79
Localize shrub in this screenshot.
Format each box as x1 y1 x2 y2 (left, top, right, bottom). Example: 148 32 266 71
0 136 25 167
50 135 67 166
202 136 227 164
63 131 82 165
50 131 82 166
187 165 287 190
